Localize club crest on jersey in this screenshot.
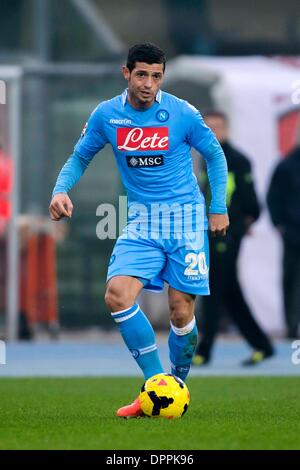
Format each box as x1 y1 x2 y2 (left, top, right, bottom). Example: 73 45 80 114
156 109 169 122
117 127 169 151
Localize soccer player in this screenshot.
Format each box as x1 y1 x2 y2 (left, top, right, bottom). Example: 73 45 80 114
49 43 229 418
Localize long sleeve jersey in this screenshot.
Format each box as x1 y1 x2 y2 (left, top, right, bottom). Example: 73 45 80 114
53 89 228 232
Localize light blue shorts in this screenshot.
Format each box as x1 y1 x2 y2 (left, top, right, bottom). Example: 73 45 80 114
107 227 210 296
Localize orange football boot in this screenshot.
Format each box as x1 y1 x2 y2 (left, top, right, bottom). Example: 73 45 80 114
116 397 145 419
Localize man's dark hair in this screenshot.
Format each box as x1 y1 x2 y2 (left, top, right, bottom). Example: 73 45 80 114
126 43 166 72
202 109 228 123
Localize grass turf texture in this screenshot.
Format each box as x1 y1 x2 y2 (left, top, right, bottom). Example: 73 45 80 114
0 377 299 450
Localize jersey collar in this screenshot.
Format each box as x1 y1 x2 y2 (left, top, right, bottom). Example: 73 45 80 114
121 89 162 106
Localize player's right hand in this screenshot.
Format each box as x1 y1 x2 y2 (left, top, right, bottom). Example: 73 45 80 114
209 213 229 237
49 193 73 221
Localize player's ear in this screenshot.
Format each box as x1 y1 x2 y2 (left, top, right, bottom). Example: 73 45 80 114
122 66 130 81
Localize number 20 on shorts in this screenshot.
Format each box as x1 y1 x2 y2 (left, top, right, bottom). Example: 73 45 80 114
184 252 208 276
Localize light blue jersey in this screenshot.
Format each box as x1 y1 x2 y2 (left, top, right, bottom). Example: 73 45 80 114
54 90 227 228
53 88 228 294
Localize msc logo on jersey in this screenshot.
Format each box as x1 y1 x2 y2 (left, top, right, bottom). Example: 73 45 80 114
117 127 169 151
126 155 164 167
156 109 169 122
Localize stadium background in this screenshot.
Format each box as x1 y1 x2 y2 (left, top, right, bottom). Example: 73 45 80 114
0 0 300 351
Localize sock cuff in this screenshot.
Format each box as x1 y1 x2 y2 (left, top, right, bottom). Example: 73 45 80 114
137 344 158 356
111 303 139 323
170 316 196 336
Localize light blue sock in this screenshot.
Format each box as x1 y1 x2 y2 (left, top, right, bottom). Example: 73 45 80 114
111 303 164 380
168 317 198 382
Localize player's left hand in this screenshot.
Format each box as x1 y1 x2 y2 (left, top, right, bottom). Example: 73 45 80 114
209 213 229 237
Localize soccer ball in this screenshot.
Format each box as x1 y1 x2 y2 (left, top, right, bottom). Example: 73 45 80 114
139 373 190 419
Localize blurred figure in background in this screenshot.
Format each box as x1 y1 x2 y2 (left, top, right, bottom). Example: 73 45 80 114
193 110 274 366
267 140 300 339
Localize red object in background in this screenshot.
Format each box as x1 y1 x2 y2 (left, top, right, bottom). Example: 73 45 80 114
0 148 13 226
278 109 300 158
0 149 58 332
1 225 59 331
20 232 58 327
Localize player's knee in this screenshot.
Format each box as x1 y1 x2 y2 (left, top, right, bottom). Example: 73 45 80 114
169 296 195 328
170 309 191 328
104 282 133 312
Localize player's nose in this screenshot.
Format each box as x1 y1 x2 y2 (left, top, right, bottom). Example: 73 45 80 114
144 76 153 88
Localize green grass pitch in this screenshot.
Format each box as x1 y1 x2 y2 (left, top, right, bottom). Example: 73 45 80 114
0 377 299 450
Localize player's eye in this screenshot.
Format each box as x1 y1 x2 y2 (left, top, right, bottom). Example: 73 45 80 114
136 72 147 77
153 74 162 80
